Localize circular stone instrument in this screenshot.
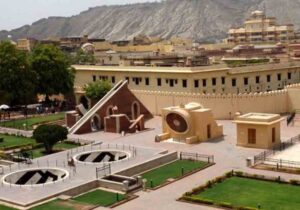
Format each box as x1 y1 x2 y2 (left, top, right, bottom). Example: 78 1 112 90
2 168 69 186
74 150 130 164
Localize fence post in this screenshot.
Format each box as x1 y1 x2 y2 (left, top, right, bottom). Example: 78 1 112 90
279 159 281 168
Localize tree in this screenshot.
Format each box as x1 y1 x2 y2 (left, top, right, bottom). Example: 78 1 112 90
33 125 68 154
30 44 75 100
0 41 36 106
84 80 112 103
71 49 96 65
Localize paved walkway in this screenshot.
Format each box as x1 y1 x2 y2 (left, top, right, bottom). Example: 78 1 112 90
0 140 165 207
92 117 300 210
0 127 32 137
1 116 300 209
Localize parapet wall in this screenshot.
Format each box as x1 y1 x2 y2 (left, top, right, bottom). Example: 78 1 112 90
133 84 300 119
286 84 300 112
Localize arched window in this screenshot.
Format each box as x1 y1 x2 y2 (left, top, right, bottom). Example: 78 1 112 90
106 105 114 116
91 114 101 131
131 101 140 120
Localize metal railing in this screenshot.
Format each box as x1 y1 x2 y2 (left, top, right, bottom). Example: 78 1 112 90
253 134 300 165
264 158 300 169
96 164 111 179
179 152 214 164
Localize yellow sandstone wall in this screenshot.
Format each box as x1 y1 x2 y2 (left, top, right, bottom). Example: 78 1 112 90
287 84 300 112
132 89 290 119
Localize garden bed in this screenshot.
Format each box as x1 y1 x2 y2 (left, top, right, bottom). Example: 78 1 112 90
141 159 212 189
0 134 37 151
180 171 300 210
0 204 17 210
25 142 81 159
31 189 136 210
0 113 65 130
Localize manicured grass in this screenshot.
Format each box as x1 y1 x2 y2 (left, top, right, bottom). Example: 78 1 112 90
0 134 36 150
73 189 125 207
29 142 79 159
142 159 208 188
194 176 300 210
0 113 65 130
30 199 76 210
0 204 18 210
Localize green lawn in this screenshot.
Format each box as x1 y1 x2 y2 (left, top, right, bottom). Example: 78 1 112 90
0 204 18 210
29 142 79 159
0 134 36 150
194 176 300 210
142 160 208 188
73 189 125 207
0 113 65 130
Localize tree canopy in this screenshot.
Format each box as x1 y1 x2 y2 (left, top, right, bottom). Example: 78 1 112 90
30 44 75 97
84 80 112 102
0 41 36 105
33 124 68 154
71 49 96 65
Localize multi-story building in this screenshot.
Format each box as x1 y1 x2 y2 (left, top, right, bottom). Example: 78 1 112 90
60 35 89 52
120 53 209 67
16 38 38 51
73 61 300 103
228 11 296 44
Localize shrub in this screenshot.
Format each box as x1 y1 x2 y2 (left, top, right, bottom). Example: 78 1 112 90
216 202 233 208
290 179 300 185
0 138 3 143
234 171 244 177
183 196 214 205
33 125 68 154
1 143 34 151
215 176 225 183
237 206 258 210
63 140 81 146
225 171 233 178
191 186 205 194
206 180 212 188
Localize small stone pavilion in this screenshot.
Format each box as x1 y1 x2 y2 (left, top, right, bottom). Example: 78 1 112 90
234 112 283 149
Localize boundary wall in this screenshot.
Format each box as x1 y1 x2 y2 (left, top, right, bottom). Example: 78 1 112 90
133 84 300 119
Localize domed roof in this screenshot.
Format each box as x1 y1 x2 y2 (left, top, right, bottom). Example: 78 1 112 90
81 43 94 50
185 102 203 110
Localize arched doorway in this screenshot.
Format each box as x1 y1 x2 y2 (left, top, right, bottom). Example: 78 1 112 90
91 114 101 131
106 105 114 116
79 95 89 110
131 102 140 120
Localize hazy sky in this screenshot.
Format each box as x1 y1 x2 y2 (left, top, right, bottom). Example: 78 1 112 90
0 0 157 30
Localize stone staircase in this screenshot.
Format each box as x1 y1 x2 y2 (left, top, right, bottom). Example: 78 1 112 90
69 80 127 134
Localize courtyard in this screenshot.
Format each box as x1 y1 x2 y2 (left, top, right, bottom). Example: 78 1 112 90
0 116 299 210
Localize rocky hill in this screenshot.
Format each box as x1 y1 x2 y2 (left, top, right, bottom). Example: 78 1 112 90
1 0 300 42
